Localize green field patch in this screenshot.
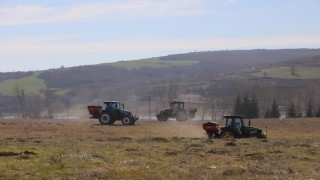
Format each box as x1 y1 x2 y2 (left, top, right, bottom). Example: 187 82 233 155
0 72 71 96
53 88 71 96
253 66 320 79
102 58 198 69
0 72 47 96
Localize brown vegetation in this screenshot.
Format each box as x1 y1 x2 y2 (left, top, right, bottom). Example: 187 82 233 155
0 118 319 179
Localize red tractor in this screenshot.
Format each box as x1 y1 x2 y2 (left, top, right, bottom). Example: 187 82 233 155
156 101 197 121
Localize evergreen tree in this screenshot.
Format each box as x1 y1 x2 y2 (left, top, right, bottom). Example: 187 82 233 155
297 105 303 117
249 94 259 118
316 105 320 117
241 95 250 118
270 99 280 118
233 94 242 115
264 108 270 118
305 100 314 117
288 102 297 118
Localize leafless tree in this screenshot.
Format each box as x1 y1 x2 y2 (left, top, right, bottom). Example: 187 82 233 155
26 95 43 119
254 82 277 118
263 71 268 78
44 87 55 119
199 94 218 120
14 84 26 119
152 81 179 109
199 96 209 120
290 64 296 75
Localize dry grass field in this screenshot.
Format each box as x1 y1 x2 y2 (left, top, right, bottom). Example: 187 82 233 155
0 118 319 179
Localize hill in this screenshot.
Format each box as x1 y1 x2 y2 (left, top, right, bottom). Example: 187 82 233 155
0 72 46 96
1 48 320 118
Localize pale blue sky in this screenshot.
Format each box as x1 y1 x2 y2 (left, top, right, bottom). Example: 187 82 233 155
0 0 320 72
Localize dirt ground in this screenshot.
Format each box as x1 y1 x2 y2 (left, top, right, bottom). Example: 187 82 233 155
0 118 319 179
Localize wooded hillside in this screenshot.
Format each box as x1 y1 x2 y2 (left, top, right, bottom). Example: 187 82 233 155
1 49 320 119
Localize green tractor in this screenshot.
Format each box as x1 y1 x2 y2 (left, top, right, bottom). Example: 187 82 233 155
156 101 197 121
203 115 267 139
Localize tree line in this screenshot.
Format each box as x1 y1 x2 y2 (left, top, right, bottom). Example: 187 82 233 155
232 94 320 119
10 85 64 119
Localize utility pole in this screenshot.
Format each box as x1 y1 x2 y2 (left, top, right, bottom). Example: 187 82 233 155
66 101 69 120
21 89 26 119
148 96 151 120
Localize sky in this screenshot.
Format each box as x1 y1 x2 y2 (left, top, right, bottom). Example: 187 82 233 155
0 0 320 72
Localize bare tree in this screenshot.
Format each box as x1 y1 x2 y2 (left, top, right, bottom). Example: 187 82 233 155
209 99 218 120
153 81 179 109
153 82 166 109
199 96 209 120
200 93 218 120
44 87 56 119
263 71 268 78
26 95 44 119
290 64 296 75
258 85 277 118
14 85 26 119
304 85 316 117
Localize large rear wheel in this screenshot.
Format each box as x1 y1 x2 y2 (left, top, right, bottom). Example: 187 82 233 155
99 113 115 125
176 111 188 121
221 130 235 140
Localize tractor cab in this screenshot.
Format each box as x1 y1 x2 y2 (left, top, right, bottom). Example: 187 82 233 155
103 101 125 120
104 101 123 110
170 101 184 112
224 115 244 137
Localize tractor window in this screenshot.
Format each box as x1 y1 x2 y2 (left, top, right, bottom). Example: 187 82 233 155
172 103 179 110
234 118 242 127
106 102 118 109
111 103 118 109
225 118 233 127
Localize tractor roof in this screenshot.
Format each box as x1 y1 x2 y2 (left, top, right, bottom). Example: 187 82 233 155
103 101 120 104
223 115 243 118
170 101 184 103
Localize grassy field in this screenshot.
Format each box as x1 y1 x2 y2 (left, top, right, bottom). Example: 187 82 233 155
253 66 320 79
0 72 47 96
0 118 319 179
0 72 70 96
104 57 199 69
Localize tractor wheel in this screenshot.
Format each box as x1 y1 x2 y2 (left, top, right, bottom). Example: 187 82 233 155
122 116 134 125
99 113 114 125
157 114 168 121
176 111 188 121
221 130 235 140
